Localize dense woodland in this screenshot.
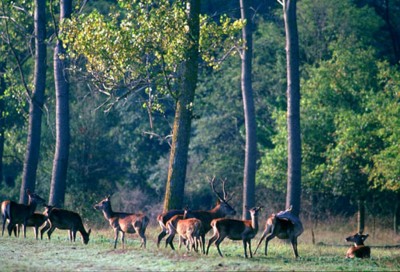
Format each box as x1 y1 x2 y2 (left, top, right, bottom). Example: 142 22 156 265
0 0 399 233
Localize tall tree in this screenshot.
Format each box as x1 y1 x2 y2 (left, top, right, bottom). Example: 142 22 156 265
163 0 200 211
49 0 72 207
240 0 256 220
19 0 47 204
282 0 301 216
0 60 5 186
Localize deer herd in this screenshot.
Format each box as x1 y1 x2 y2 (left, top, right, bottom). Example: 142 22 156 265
1 179 371 259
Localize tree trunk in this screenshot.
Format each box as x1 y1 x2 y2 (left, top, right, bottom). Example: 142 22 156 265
357 198 365 233
19 0 47 204
0 61 5 186
394 194 400 234
283 0 301 217
163 0 200 212
240 0 256 220
49 0 72 207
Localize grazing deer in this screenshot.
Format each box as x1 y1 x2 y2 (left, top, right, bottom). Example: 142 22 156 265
94 195 149 249
17 213 47 240
40 205 91 244
345 233 371 258
206 206 262 258
1 189 46 238
184 177 237 254
254 206 304 258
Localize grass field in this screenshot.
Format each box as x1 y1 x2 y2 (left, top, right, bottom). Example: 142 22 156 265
1 221 400 271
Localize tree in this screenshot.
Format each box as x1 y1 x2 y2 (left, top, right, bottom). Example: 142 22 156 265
19 0 47 204
282 0 301 217
240 0 256 220
163 0 200 211
49 0 72 207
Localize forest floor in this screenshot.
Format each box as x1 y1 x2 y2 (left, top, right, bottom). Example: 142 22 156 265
1 221 400 271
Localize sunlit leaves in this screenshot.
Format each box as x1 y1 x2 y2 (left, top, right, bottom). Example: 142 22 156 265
62 0 243 109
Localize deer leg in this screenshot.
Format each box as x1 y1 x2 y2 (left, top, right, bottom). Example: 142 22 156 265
248 240 253 258
254 230 268 255
34 226 38 240
113 230 119 249
40 222 50 240
264 233 276 256
7 222 15 236
47 225 56 240
214 235 226 257
1 217 6 236
291 236 299 258
73 229 77 242
206 232 219 255
137 228 146 248
121 232 125 249
157 228 167 248
166 233 176 250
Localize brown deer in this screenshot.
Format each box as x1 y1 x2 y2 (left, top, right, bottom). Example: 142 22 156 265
206 206 262 258
40 205 91 244
17 213 47 240
165 207 203 252
184 177 237 254
1 189 46 238
156 209 185 248
345 233 371 258
254 206 304 258
94 194 149 249
166 215 203 252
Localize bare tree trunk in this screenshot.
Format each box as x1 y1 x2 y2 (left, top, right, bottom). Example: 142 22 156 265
240 0 256 220
357 198 365 233
0 60 5 186
163 0 200 212
283 0 301 217
49 0 72 207
20 0 47 204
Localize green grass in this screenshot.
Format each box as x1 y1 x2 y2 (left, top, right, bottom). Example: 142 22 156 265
1 224 399 271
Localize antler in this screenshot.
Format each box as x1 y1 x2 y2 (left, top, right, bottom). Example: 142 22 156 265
209 177 233 202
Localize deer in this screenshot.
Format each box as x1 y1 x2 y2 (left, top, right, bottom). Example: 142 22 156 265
93 194 149 249
254 206 304 258
17 212 47 240
165 207 203 252
183 177 237 254
40 205 91 244
156 209 185 248
345 232 371 258
1 189 46 238
206 206 262 258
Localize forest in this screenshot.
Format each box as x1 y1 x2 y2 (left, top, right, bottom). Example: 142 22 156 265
0 0 399 236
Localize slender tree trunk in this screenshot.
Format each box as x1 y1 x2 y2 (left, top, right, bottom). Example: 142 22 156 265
357 198 365 233
0 60 5 186
283 0 301 217
19 0 47 204
240 0 256 220
49 0 72 207
163 0 200 212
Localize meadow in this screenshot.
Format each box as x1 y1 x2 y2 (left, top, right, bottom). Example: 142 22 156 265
1 219 400 271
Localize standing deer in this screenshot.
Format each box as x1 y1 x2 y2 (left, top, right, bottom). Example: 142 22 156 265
1 189 46 238
165 207 202 252
17 213 47 240
206 206 262 258
345 233 371 258
156 209 185 248
94 194 149 249
166 215 203 252
40 205 91 244
254 206 304 258
157 177 236 254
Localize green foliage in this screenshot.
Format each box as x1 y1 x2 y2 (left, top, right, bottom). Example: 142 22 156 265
62 0 243 108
